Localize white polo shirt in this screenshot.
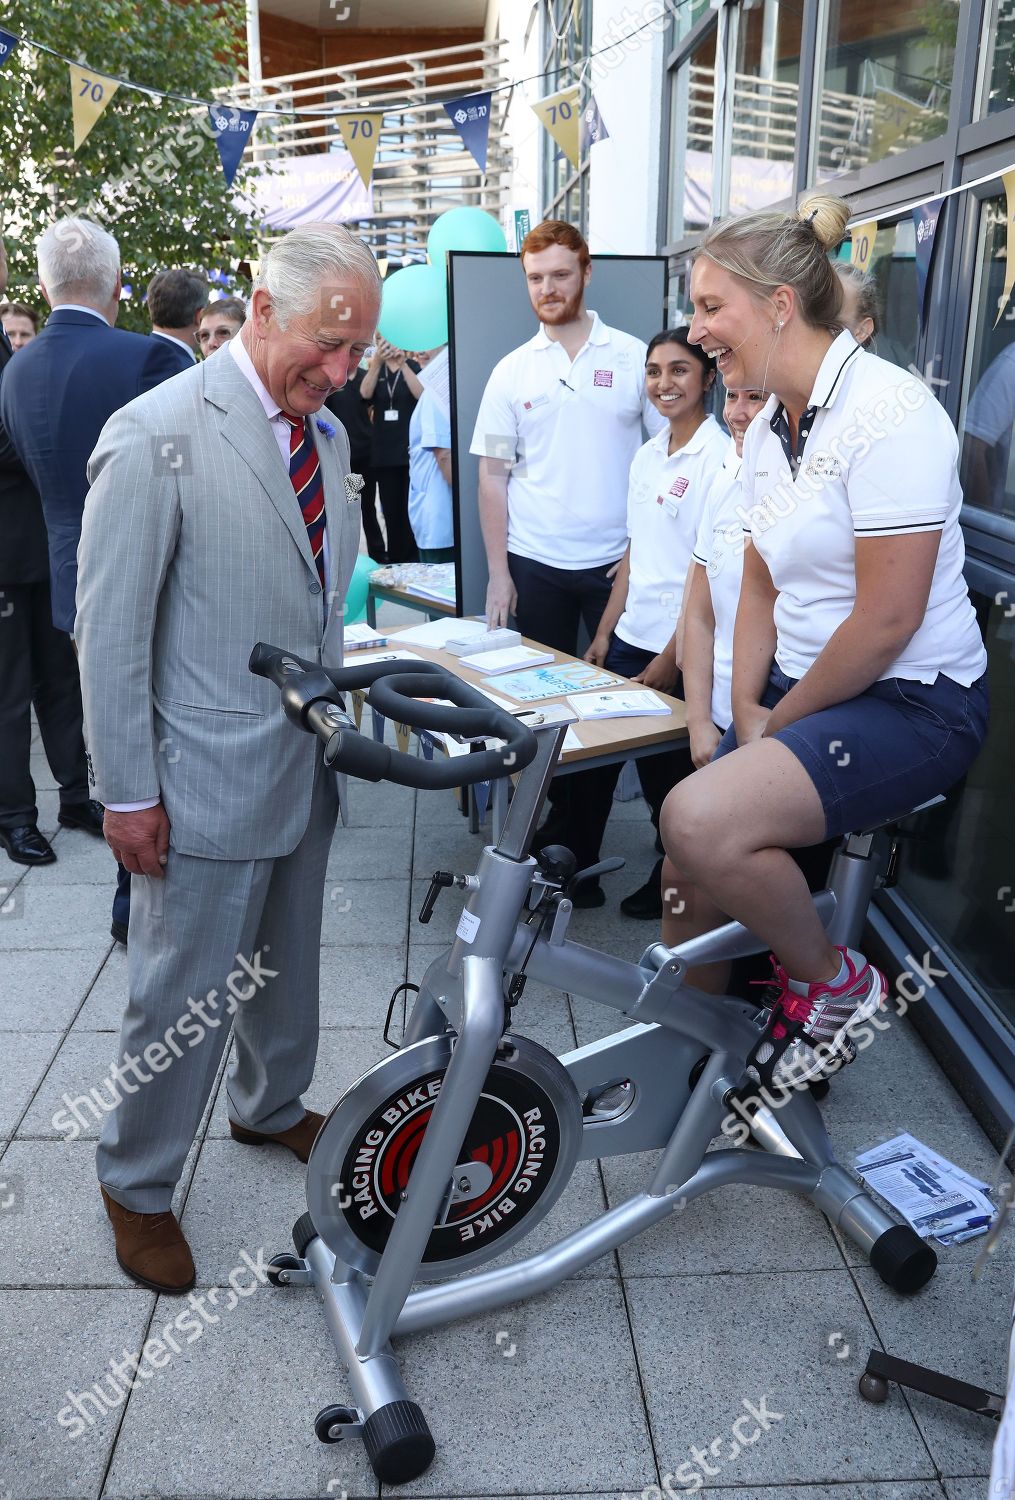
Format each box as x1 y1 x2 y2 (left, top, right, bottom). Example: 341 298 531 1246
616 414 729 653
470 311 665 569
739 331 987 687
692 444 744 731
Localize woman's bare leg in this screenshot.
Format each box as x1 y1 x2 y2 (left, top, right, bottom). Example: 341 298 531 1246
659 740 838 984
660 855 731 993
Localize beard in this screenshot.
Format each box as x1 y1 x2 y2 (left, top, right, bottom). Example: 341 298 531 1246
535 285 584 326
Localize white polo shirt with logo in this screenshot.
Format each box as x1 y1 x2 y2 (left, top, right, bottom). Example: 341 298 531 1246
615 414 729 654
692 443 744 731
740 330 987 687
469 311 665 569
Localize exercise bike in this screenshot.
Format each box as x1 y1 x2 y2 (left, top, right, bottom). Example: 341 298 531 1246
250 642 938 1485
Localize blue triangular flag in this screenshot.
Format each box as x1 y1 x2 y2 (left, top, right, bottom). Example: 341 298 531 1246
579 95 610 155
207 106 258 187
0 30 19 70
443 91 492 173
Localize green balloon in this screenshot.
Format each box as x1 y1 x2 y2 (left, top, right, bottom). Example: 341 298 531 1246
344 552 379 625
427 207 507 263
378 263 448 352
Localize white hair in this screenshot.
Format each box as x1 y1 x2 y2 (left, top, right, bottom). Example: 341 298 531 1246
37 217 120 304
255 224 380 328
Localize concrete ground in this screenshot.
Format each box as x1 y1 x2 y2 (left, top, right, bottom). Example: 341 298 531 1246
1 598 1009 1500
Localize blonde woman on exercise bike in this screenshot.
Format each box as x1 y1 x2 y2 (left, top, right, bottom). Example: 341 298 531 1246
659 193 988 1081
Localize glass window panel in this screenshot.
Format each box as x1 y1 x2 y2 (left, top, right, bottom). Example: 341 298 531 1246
977 0 1015 118
959 196 1015 521
813 0 956 180
729 0 802 213
893 586 1012 1016
668 27 716 241
671 0 711 48
849 218 921 371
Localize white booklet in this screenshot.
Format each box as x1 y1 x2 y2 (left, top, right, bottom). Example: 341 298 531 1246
855 1133 996 1244
566 689 670 720
460 644 555 675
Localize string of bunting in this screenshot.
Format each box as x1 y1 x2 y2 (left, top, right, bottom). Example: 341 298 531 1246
0 13 630 187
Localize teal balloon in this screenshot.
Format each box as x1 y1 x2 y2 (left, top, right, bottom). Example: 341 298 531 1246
427 207 507 263
344 552 379 625
378 263 448 352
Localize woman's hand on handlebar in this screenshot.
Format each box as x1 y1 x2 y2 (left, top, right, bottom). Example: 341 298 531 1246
688 717 722 769
104 803 171 878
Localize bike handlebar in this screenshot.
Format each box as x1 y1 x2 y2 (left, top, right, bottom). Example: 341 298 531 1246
248 642 538 789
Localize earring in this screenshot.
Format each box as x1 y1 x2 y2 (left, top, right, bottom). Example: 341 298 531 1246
775 320 784 330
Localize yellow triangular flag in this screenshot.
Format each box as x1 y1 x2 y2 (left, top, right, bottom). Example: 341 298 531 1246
337 112 382 188
395 721 411 754
995 168 1015 328
531 87 581 170
850 220 878 273
69 64 121 151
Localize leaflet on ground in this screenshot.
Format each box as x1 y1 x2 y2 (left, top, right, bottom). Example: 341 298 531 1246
855 1133 997 1244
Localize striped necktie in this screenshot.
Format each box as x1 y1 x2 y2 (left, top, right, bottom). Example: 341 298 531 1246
281 412 326 587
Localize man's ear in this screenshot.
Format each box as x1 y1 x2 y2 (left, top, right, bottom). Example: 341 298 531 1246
249 286 274 339
39 278 53 309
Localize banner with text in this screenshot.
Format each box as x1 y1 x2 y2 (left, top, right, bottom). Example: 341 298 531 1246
579 95 610 156
443 91 492 172
338 112 383 188
208 106 258 187
531 87 581 170
248 150 372 228
70 65 121 150
913 195 945 323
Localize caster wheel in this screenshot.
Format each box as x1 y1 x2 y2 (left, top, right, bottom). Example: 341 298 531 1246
315 1404 360 1444
859 1372 889 1404
266 1253 302 1287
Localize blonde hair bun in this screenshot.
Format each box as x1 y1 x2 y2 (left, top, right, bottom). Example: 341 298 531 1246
796 193 850 252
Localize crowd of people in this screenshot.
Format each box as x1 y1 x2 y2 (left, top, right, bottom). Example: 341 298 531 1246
0 200 989 1289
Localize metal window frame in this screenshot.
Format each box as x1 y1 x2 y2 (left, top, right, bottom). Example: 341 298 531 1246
538 0 592 229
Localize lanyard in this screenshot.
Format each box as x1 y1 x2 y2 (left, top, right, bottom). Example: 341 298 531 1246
383 367 401 406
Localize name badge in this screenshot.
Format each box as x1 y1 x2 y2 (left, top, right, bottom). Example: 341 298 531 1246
384 409 399 423
522 393 550 412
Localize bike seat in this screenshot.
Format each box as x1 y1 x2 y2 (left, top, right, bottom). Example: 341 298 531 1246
850 794 946 839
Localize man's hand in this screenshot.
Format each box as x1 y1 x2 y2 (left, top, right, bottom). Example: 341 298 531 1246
104 804 171 878
633 651 678 693
485 571 517 630
584 632 611 667
688 718 722 769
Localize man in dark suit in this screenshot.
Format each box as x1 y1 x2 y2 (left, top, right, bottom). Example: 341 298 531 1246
0 235 101 865
146 268 207 374
0 217 181 934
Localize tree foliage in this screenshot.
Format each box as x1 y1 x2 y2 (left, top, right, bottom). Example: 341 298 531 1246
0 0 260 329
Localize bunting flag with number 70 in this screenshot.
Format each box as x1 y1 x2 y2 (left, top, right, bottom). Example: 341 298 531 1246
208 105 259 186
338 112 383 188
69 63 121 151
531 86 581 170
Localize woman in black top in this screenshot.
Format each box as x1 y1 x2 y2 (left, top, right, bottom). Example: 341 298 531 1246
360 338 423 562
324 364 385 562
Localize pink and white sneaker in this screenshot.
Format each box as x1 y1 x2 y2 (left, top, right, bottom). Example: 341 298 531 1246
758 947 887 1086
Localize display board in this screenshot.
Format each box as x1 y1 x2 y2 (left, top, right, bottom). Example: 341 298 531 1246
448 251 668 618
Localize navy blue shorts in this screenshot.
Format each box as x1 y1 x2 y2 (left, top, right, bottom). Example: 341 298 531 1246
713 667 989 839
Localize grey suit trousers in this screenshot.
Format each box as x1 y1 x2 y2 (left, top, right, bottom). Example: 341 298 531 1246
96 755 338 1213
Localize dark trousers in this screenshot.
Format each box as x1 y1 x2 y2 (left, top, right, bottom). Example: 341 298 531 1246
563 635 694 871
375 466 418 563
0 580 89 827
507 552 618 857
357 464 386 563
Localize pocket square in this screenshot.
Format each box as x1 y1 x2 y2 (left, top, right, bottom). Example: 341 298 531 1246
344 472 365 504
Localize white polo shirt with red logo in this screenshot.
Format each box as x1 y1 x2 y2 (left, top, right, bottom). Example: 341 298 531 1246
615 413 729 653
470 311 664 569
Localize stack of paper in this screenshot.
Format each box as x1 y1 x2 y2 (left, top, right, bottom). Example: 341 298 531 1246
855 1132 996 1245
567 690 670 720
460 645 555 675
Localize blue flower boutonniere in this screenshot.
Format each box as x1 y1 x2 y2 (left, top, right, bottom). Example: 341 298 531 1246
316 418 336 440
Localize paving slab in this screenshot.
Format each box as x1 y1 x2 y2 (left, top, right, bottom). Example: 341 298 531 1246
342 776 417 829
0 1136 199 1290
0 880 118 951
40 828 119 883
854 1262 1008 1479
625 1268 935 1489
101 1285 379 1499
319 944 409 1030
0 1287 154 1500
182 1138 316 1288
327 823 414 881
1 1031 63 1139
383 1278 655 1496
17 1030 122 1141
319 878 410 948
0 948 105 1032
943 1481 994 1498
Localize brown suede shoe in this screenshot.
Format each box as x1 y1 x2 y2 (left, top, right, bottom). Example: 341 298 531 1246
228 1109 325 1164
101 1187 196 1294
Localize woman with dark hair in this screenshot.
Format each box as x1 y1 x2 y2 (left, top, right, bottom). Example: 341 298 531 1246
659 193 988 1083
563 326 728 911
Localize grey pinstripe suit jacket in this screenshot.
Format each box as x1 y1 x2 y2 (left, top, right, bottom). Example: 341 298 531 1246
75 345 359 860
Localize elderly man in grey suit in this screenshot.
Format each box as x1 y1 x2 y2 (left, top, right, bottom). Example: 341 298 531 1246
76 224 380 1292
